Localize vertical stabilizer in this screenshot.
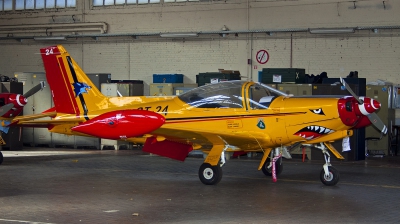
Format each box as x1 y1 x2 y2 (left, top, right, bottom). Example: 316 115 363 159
40 45 107 120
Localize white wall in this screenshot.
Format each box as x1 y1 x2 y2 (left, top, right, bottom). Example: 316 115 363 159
0 0 400 94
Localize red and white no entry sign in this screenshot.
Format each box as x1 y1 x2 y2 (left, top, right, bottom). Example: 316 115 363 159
256 50 269 64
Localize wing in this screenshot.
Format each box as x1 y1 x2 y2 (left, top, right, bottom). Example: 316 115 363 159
152 126 271 152
130 125 272 162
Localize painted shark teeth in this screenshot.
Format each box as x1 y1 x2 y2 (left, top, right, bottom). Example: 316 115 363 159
295 125 335 140
306 125 333 134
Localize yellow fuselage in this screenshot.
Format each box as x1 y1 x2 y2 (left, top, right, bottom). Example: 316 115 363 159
50 94 351 153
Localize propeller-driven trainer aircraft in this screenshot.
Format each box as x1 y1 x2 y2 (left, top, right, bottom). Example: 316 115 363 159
1 45 387 186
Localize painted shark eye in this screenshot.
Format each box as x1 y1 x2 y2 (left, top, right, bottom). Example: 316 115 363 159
310 108 325 115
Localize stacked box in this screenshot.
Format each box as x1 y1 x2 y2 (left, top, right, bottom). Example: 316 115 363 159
258 68 306 84
174 84 198 95
153 74 184 83
87 73 112 89
150 83 184 96
111 80 144 96
196 73 241 86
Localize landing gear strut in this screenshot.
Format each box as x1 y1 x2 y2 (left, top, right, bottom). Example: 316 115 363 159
262 155 283 176
198 144 227 185
261 148 283 183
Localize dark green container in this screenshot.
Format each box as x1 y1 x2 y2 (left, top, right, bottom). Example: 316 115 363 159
259 68 306 84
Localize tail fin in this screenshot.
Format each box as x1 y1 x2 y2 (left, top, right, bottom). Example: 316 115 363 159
40 45 106 120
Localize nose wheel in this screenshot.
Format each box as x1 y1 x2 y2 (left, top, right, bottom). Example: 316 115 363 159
320 166 339 186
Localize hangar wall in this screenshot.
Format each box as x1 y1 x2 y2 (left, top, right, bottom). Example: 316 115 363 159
0 0 399 95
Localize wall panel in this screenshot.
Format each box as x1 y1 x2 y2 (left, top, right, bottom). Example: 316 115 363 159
83 43 129 79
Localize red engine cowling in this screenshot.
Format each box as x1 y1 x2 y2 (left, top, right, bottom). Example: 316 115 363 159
71 109 165 139
338 96 381 129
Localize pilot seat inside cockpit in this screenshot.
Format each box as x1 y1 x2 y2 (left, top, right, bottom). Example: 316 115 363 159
259 96 275 108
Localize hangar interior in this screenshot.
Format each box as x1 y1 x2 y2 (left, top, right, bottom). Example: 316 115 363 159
0 0 400 158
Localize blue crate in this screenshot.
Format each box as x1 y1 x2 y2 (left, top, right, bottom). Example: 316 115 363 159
258 70 263 82
153 74 184 83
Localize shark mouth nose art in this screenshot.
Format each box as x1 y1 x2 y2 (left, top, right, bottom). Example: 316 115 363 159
294 126 334 140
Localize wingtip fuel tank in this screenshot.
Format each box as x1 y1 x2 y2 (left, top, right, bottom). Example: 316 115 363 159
71 110 165 140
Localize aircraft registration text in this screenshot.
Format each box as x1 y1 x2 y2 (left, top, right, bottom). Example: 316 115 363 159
227 120 243 129
137 105 169 115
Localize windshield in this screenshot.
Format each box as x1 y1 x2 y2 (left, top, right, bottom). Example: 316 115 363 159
178 81 244 108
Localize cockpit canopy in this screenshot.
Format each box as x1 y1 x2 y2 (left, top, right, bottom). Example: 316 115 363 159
178 81 286 109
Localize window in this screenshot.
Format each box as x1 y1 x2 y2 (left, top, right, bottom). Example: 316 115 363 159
2 0 76 11
4 0 12 10
165 0 198 2
93 0 198 6
26 0 34 9
36 0 44 8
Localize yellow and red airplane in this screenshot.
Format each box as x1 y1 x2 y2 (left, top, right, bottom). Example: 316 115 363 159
1 45 387 186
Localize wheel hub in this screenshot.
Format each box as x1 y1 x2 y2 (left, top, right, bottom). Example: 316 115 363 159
324 172 333 181
203 168 214 180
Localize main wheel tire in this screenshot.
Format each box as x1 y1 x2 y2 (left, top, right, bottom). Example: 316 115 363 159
0 151 3 165
262 157 283 176
320 166 340 186
198 163 222 185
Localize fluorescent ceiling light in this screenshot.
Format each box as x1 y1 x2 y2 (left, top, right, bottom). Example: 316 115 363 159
160 33 199 38
34 36 67 41
309 28 355 34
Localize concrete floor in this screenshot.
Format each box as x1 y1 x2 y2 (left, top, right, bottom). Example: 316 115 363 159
0 148 400 224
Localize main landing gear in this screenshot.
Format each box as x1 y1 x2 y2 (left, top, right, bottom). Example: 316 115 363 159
197 146 287 185
0 151 3 165
261 148 283 181
199 147 284 185
198 145 228 185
